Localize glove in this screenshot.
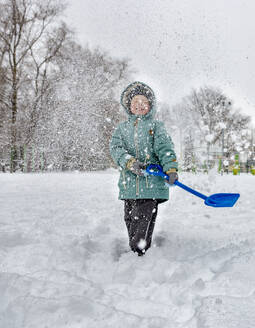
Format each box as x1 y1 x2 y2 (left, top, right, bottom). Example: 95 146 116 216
126 157 145 176
165 168 178 185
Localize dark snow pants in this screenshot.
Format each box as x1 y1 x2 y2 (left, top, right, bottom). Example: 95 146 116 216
124 199 161 255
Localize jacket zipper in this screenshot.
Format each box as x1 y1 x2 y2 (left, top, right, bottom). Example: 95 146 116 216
144 122 154 189
134 118 139 196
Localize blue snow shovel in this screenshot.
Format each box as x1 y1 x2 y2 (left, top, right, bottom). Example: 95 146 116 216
145 164 240 208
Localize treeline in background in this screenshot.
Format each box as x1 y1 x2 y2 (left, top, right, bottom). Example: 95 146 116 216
0 0 254 173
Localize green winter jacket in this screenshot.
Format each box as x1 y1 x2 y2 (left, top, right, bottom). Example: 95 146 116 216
109 82 178 201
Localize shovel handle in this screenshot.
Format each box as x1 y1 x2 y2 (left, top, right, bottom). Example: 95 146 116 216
145 164 169 180
174 180 207 201
146 164 208 201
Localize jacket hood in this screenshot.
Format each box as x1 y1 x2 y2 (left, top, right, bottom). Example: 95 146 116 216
120 81 156 120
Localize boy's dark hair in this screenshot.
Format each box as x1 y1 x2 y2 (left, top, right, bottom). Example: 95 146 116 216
121 81 155 112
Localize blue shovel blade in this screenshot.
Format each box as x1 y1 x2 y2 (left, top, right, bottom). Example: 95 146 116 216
205 193 240 207
145 164 240 208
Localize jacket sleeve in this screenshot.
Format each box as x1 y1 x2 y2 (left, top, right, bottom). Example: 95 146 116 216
153 121 178 172
109 124 132 169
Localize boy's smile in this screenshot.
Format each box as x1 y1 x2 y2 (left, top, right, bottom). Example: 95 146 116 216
130 95 150 115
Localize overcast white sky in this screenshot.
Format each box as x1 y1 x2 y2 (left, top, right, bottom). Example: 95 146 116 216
64 0 255 124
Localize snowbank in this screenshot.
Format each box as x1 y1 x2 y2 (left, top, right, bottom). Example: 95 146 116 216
0 171 254 327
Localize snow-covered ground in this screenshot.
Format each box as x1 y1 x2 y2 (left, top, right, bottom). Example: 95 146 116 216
0 169 255 328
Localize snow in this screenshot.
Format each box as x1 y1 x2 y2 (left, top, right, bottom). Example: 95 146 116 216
137 239 147 250
223 160 229 166
205 134 214 143
216 122 226 130
0 170 255 327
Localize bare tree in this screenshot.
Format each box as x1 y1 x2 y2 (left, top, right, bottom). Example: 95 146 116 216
0 0 68 172
32 41 132 171
163 86 251 170
185 86 250 164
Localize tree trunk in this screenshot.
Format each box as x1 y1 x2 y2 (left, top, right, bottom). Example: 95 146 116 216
10 63 18 173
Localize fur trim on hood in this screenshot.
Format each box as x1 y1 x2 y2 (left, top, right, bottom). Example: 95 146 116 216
120 81 156 119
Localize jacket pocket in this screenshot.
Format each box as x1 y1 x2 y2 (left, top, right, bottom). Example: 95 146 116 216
145 175 149 189
118 169 127 190
146 174 168 190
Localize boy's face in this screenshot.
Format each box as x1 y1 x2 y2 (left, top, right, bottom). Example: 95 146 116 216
130 95 150 115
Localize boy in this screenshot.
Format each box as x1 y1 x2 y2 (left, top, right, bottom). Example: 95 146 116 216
109 81 178 256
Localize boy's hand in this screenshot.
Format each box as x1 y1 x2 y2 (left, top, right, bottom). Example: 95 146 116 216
165 168 178 185
126 157 145 176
